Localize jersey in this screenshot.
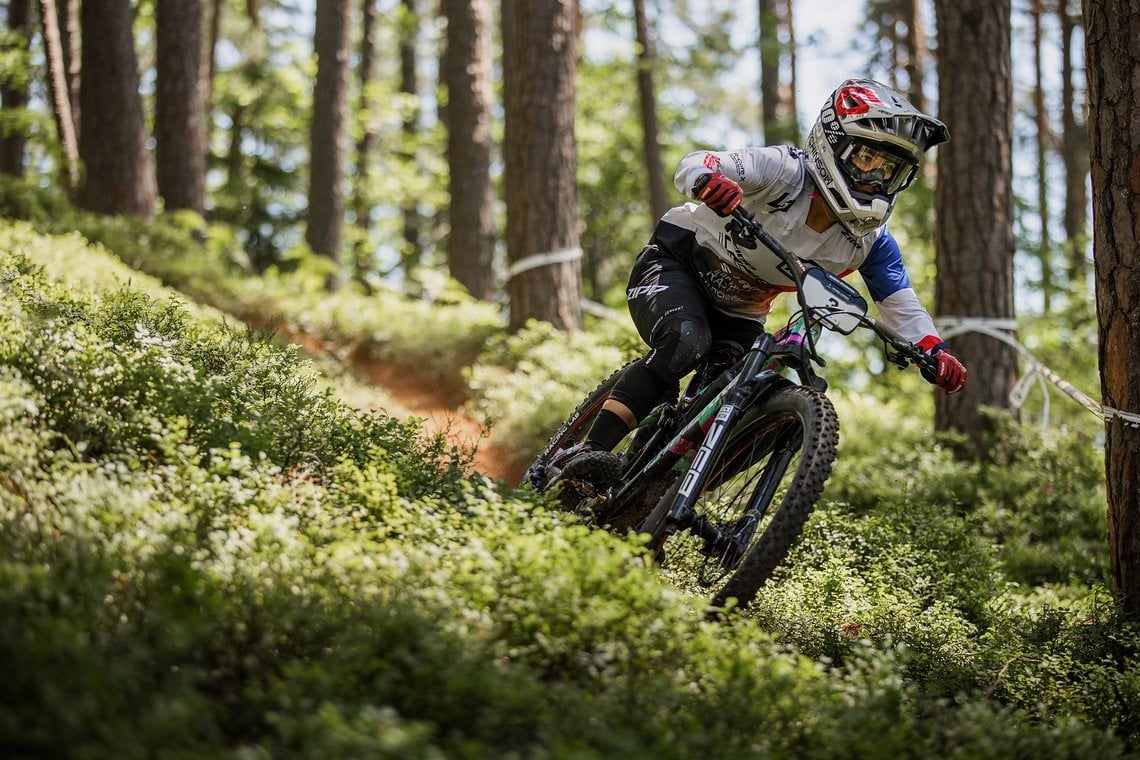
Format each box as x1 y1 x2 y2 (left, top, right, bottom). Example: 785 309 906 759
660 145 938 344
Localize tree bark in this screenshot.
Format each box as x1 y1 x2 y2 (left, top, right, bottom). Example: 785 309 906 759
306 0 352 285
155 0 206 214
399 0 423 270
758 0 798 145
352 0 378 232
900 0 927 113
0 0 33 178
40 0 80 192
76 0 156 217
932 0 1018 446
1084 0 1140 617
1031 0 1054 311
502 0 582 332
441 0 497 300
1060 0 1089 287
633 0 669 221
56 0 78 135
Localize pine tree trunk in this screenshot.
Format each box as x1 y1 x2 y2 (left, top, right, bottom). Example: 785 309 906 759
1085 0 1140 618
76 0 156 217
0 0 33 178
353 0 378 233
502 0 582 332
306 0 352 284
900 0 927 112
932 0 1018 445
633 0 669 221
41 0 80 192
441 0 497 300
1031 0 1054 311
56 0 79 135
399 0 423 271
155 0 206 214
1059 0 1089 287
204 0 223 117
758 0 797 145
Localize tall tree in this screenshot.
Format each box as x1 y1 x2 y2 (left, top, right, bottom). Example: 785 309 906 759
863 0 927 112
155 0 206 214
1059 0 1089 287
398 0 423 270
1030 0 1054 311
633 0 669 219
41 0 79 192
441 0 497 300
306 0 352 286
352 0 379 234
76 0 156 217
502 0 583 332
932 0 1018 445
55 0 78 133
0 0 33 178
758 0 798 145
1085 0 1140 617
899 0 927 112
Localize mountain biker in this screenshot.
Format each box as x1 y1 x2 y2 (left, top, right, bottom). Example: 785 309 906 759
552 78 966 486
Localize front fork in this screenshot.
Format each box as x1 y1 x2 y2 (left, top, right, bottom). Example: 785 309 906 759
664 333 777 528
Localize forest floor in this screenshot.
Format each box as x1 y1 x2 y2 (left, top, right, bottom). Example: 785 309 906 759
353 352 524 484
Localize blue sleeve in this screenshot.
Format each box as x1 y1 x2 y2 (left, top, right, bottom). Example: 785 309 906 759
859 230 912 303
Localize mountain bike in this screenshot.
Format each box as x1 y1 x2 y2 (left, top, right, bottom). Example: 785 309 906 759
523 206 938 610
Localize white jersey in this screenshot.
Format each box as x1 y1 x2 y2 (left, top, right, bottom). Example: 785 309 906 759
661 146 938 343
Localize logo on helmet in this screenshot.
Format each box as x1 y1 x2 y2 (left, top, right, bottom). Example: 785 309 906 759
835 85 883 117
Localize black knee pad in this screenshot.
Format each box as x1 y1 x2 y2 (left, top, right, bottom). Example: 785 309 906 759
646 318 711 382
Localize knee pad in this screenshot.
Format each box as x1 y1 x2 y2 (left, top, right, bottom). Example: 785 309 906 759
646 318 711 382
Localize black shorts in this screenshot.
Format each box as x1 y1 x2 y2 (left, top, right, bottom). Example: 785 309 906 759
626 224 765 382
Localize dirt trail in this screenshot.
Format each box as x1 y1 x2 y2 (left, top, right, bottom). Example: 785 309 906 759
267 321 524 484
355 355 525 485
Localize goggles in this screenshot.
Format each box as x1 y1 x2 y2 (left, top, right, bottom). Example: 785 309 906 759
838 142 917 195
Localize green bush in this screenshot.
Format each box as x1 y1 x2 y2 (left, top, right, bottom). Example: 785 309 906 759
1 219 1135 758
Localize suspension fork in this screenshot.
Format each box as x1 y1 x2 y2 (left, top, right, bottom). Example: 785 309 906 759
664 333 777 527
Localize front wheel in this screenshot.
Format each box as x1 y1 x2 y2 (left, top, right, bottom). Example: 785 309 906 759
640 383 838 610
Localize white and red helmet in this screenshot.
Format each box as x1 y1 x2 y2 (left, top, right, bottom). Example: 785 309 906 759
805 79 949 238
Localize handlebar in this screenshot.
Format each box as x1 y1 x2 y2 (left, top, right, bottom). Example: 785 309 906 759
726 206 938 375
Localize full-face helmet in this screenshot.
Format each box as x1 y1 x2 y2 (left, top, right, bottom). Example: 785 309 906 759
805 79 949 237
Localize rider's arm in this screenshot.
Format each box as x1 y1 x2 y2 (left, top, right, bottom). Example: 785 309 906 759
674 147 801 199
857 230 939 344
860 231 967 393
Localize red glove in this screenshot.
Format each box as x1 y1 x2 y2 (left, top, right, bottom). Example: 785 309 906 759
693 172 743 216
916 335 966 394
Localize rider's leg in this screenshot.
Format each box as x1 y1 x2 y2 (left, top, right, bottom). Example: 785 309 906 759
576 250 712 453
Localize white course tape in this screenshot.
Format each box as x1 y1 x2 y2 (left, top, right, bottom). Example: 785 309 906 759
507 247 582 279
935 316 1140 430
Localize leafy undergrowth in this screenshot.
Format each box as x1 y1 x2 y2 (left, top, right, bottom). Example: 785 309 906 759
2 220 1138 757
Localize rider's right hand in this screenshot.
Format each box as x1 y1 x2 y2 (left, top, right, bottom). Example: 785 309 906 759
693 172 743 216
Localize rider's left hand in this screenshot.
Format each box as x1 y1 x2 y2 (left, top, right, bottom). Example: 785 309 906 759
916 335 966 394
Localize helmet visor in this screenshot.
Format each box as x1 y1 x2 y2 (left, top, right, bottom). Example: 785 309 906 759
838 142 917 194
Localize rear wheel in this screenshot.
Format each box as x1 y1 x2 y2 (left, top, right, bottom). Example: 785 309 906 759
521 361 636 492
640 384 838 609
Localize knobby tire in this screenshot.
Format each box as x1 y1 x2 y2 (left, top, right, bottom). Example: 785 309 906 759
640 383 839 610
